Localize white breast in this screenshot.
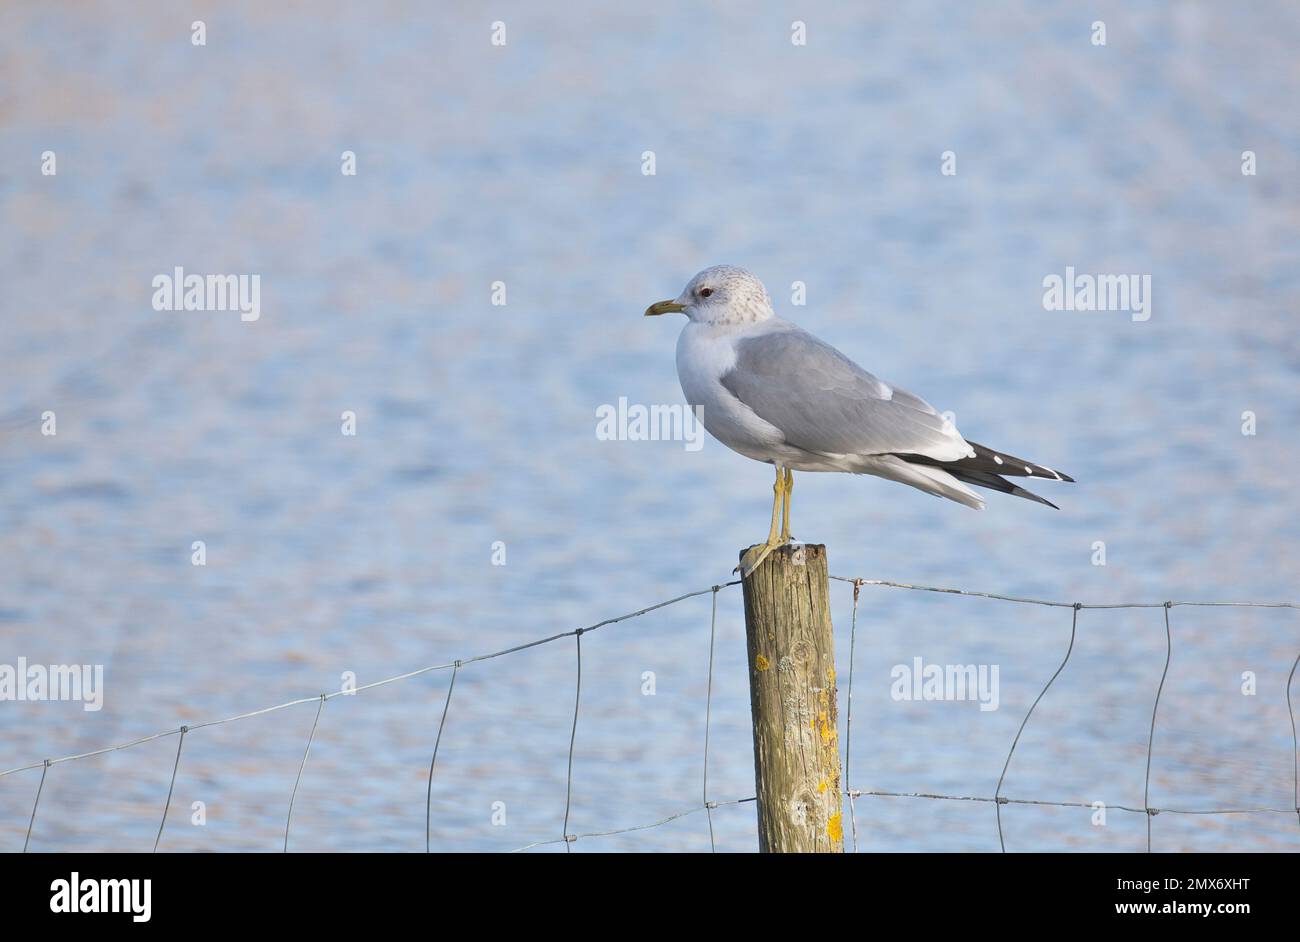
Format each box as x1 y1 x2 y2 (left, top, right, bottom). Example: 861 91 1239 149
675 322 786 462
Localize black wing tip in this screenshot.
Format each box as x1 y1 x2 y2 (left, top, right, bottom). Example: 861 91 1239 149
1010 485 1059 510
1023 467 1075 484
966 441 1075 483
941 467 1062 509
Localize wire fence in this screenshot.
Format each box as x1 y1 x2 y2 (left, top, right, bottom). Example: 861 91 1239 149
833 577 1300 852
3 575 1297 853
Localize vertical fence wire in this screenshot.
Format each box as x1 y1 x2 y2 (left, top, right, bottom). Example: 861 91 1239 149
1287 650 1300 833
844 579 862 853
153 726 188 853
425 661 460 853
703 585 720 852
995 603 1079 851
284 694 326 853
561 630 583 852
1143 604 1174 852
22 760 50 853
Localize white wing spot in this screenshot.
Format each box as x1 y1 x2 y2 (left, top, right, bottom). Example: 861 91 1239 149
993 455 1003 465
1024 466 1033 474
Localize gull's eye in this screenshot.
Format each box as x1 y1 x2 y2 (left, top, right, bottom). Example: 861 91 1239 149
699 287 714 298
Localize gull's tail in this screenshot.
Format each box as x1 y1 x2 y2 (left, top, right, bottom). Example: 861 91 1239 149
892 441 1074 509
857 455 987 509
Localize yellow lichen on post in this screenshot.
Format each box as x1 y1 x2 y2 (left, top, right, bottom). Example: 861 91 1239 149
827 813 843 842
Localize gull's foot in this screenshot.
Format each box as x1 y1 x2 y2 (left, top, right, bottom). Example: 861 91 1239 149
736 539 785 579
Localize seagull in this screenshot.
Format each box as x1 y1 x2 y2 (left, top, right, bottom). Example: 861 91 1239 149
645 265 1074 578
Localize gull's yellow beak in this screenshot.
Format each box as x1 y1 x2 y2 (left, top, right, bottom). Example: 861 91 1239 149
644 299 685 317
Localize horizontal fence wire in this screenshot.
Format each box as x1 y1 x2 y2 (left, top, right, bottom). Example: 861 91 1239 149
833 576 1300 852
845 789 1299 816
828 577 1300 611
4 572 1297 852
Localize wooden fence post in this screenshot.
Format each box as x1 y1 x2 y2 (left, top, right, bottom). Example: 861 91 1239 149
739 543 844 852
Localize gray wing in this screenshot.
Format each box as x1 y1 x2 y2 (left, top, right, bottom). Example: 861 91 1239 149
719 326 973 461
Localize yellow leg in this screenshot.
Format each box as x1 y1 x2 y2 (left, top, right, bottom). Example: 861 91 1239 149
737 466 788 578
765 465 783 544
779 468 794 543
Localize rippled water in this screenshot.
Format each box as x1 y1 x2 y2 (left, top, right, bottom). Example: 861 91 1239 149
1 2 1298 852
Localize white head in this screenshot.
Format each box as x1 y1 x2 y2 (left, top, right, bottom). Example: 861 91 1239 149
644 265 775 327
